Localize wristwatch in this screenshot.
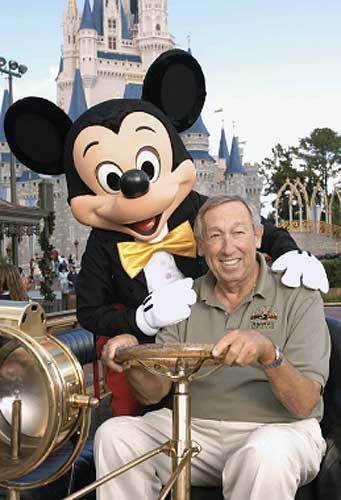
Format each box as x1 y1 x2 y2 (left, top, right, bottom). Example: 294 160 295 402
261 345 283 369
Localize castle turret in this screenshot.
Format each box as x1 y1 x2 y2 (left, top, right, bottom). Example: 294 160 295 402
136 0 175 68
78 0 97 106
218 126 230 169
57 0 80 110
227 136 245 175
68 69 88 121
93 0 104 36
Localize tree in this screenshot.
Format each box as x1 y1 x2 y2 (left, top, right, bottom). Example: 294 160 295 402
38 212 56 302
259 144 301 221
260 144 299 195
293 128 341 194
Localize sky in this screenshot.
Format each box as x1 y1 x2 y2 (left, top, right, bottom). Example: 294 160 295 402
1 0 341 170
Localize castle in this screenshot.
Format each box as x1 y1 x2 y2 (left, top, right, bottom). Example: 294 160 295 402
0 0 263 265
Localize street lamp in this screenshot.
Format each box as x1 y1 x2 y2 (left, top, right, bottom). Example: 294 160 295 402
73 239 79 263
0 56 28 265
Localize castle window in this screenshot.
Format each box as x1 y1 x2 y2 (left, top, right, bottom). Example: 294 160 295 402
108 36 116 50
108 18 116 30
155 23 161 32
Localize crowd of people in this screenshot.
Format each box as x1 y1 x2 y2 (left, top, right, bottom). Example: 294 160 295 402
0 250 78 310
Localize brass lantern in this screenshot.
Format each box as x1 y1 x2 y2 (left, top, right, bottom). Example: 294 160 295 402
0 301 98 493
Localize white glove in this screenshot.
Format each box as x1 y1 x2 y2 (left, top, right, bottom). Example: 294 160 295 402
136 278 197 336
272 250 329 294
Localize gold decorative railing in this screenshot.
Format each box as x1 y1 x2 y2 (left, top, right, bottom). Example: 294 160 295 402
278 220 341 239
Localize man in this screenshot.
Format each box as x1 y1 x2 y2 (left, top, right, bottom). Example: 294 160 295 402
96 195 330 500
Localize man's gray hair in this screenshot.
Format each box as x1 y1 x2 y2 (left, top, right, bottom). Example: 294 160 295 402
193 195 261 240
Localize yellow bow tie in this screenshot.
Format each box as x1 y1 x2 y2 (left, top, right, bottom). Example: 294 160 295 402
117 220 197 279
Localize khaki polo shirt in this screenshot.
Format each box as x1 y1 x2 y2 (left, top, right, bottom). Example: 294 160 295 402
156 253 330 423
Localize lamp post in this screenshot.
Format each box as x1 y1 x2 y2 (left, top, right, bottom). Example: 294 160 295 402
73 239 79 264
0 57 28 266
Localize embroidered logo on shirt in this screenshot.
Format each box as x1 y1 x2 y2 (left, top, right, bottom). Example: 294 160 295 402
250 306 278 330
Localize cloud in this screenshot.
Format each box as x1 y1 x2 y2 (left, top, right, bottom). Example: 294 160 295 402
1 65 58 104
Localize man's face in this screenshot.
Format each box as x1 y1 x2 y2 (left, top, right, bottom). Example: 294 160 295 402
198 201 263 288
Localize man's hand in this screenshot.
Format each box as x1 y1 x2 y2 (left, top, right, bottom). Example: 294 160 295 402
272 250 329 294
135 278 197 335
212 330 275 367
101 334 138 372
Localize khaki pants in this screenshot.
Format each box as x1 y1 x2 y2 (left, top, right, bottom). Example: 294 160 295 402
95 408 326 500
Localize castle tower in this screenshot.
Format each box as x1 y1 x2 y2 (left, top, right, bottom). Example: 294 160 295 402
68 69 88 121
57 0 81 110
136 0 175 68
218 125 230 169
227 136 245 176
181 113 216 197
78 0 97 106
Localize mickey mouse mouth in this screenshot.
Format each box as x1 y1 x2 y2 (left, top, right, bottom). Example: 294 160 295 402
127 214 161 236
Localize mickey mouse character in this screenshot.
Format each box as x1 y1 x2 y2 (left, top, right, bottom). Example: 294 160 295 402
4 49 328 412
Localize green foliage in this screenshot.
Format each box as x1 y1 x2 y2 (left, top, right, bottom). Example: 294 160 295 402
322 294 341 303
293 128 341 193
259 144 301 221
331 197 341 226
321 259 341 288
38 212 56 302
261 128 341 222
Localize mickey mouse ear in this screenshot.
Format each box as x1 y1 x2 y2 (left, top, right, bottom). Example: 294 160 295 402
4 97 72 175
142 49 206 132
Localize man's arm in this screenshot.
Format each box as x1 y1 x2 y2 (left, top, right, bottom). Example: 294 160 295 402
213 288 330 419
125 367 172 405
101 334 172 405
261 351 321 418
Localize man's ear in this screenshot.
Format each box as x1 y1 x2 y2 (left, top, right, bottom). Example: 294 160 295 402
4 97 72 175
255 224 264 249
197 239 205 257
142 49 206 132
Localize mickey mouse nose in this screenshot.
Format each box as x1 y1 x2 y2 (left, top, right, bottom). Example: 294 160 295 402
120 169 150 199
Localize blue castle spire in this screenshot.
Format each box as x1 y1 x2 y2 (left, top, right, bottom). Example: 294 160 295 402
121 0 131 39
80 0 95 30
227 136 245 174
68 69 87 121
93 0 104 35
130 0 138 22
218 126 229 165
184 115 209 136
124 83 142 99
0 89 10 142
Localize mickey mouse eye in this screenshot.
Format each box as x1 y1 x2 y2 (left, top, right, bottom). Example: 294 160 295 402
96 163 123 194
136 148 160 182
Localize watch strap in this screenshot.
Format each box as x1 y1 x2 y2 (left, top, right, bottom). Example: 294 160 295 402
261 344 283 369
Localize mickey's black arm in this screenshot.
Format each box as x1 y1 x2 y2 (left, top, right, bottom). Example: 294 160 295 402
260 216 299 260
76 231 151 342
